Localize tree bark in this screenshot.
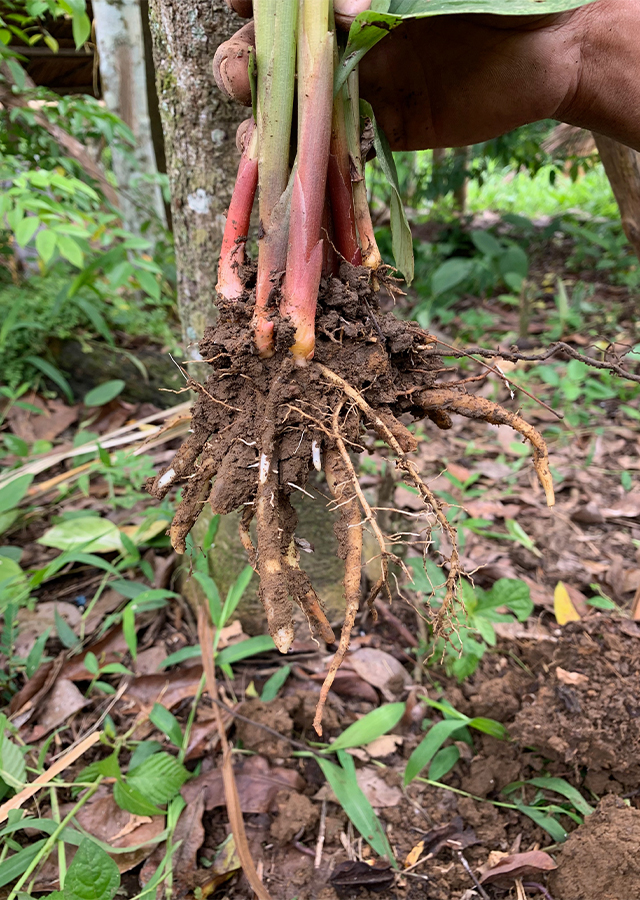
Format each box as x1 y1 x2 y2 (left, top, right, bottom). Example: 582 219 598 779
148 0 246 359
93 0 167 235
594 133 640 262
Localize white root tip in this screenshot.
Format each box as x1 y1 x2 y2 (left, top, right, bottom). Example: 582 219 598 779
311 439 322 472
258 452 270 485
157 468 176 490
273 624 295 654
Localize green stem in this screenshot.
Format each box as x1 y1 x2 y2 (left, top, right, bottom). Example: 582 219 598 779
49 785 66 890
7 780 102 900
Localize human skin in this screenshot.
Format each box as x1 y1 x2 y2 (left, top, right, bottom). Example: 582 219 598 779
217 0 640 153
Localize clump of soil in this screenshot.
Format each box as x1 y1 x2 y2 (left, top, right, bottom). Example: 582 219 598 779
149 263 553 731
550 795 640 900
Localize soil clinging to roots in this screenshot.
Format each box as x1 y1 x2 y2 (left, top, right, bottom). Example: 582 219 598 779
148 264 554 732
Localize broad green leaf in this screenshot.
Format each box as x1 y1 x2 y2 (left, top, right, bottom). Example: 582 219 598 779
65 838 120 900
38 517 123 554
327 703 405 752
126 752 188 807
113 780 164 817
160 645 202 668
57 233 84 268
26 628 50 677
404 718 469 785
431 258 473 296
72 12 92 49
0 474 34 514
520 777 594 817
317 753 395 863
128 741 163 772
0 732 26 790
84 380 125 408
261 664 291 703
337 0 598 91
428 745 459 782
14 216 39 247
478 578 533 622
136 269 161 301
0 557 27 601
470 229 502 258
149 703 183 748
220 565 254 626
360 100 413 284
216 635 276 666
192 571 222 625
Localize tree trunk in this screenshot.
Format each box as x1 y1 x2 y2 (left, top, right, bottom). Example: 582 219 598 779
148 0 246 359
93 0 167 236
594 133 640 261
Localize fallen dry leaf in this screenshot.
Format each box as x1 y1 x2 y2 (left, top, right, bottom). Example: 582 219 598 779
556 667 589 687
123 664 203 712
364 734 404 758
140 793 205 895
479 850 557 885
347 647 411 701
8 393 79 443
181 755 304 814
404 840 425 868
15 601 81 658
25 678 89 741
554 581 581 626
309 668 379 703
329 860 394 893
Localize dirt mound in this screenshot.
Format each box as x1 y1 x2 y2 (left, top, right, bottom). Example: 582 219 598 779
550 796 640 900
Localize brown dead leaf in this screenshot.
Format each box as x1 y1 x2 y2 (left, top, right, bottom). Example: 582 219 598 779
134 645 167 676
8 393 79 443
309 668 379 703
25 678 89 741
140 793 205 896
479 850 557 885
329 860 394 893
123 664 203 712
601 493 640 518
446 461 471 483
347 648 411 701
364 734 403 758
404 840 424 868
556 667 589 687
181 755 304 814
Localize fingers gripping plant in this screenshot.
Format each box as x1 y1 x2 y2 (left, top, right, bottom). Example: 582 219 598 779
150 0 593 732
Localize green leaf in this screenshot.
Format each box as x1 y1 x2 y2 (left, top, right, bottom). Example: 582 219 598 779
84 651 99 676
360 100 413 284
0 838 47 888
428 745 460 782
513 801 568 843
260 664 291 703
126 752 188 807
113 780 164 817
317 753 395 863
0 731 26 790
57 234 84 268
25 355 74 402
128 741 163 772
65 838 120 900
26 628 50 677
135 269 161 301
337 0 598 91
431 258 473 296
523 777 594 817
0 556 27 601
468 717 509 740
0 474 34 514
72 11 91 48
14 216 39 247
160 645 202 668
480 578 533 622
216 635 276 666
84 380 125 408
192 571 222 626
38 517 123 554
149 703 183 748
326 703 405 752
404 718 469 785
220 565 254 627
470 230 502 258
55 606 79 648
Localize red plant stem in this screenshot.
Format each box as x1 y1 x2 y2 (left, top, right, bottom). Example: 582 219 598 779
216 121 258 301
281 4 333 364
321 193 339 277
328 93 361 266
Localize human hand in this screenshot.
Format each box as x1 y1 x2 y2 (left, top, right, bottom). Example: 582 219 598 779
215 1 640 153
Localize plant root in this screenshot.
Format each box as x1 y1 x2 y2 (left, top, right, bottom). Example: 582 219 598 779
148 263 555 730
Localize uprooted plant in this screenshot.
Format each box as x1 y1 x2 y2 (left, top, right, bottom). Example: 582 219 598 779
145 0 601 733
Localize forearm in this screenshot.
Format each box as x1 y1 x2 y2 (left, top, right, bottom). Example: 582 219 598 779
560 0 640 152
